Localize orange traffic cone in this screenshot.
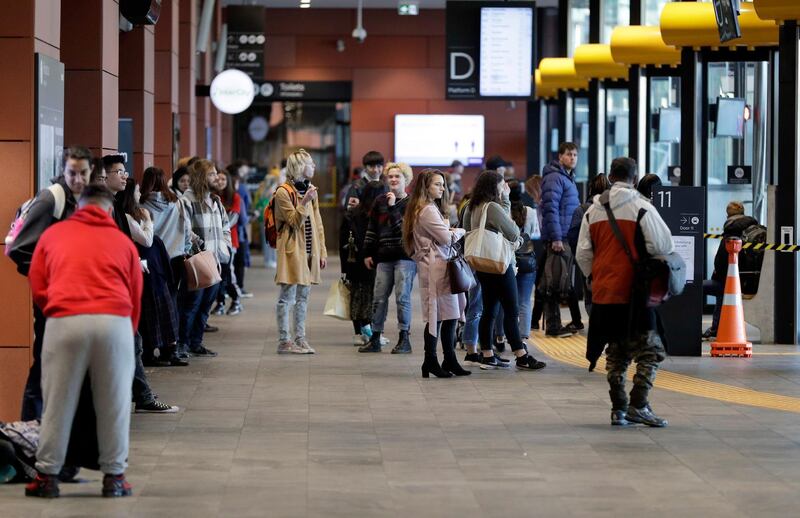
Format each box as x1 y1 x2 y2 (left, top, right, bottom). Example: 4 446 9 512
710 238 752 358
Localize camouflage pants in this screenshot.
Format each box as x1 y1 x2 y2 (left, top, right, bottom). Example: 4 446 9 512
606 330 666 411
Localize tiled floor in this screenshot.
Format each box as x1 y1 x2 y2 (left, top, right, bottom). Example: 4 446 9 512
3 257 800 517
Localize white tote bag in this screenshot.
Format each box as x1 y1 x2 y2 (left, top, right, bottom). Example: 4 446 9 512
323 278 351 320
464 204 513 274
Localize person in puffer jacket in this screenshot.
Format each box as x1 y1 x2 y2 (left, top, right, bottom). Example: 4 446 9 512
539 142 581 337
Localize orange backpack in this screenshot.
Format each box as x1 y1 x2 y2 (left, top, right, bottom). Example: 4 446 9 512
263 184 297 248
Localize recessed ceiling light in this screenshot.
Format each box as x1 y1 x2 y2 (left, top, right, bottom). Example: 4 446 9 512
300 3 311 7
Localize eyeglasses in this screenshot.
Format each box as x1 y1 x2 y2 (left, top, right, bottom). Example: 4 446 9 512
109 168 128 177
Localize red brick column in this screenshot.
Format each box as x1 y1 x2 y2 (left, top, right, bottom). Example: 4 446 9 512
154 0 180 173
119 26 155 179
179 0 197 158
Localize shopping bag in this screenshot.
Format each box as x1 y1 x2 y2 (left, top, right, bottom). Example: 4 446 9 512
323 278 351 320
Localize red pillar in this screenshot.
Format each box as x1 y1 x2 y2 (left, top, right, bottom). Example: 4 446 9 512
119 26 155 179
179 0 197 158
154 0 180 173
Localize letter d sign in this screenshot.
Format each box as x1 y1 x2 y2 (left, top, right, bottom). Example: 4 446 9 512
450 52 475 81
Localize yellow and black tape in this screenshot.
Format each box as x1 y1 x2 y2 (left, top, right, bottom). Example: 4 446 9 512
704 233 800 252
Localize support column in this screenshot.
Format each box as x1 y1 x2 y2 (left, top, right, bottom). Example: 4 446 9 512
679 47 700 186
119 26 155 179
154 0 179 173
775 21 799 344
61 0 119 157
0 0 61 420
179 0 197 158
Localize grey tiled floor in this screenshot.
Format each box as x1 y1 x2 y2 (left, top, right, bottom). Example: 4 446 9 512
3 257 800 517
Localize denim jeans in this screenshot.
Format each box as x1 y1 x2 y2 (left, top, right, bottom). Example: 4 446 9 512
179 283 220 348
462 281 483 347
476 267 525 352
277 283 311 342
493 269 537 340
371 260 416 333
21 304 47 420
132 332 155 405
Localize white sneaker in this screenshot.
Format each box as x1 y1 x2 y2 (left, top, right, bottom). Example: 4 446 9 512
277 340 304 354
295 340 316 354
379 336 389 346
353 334 368 346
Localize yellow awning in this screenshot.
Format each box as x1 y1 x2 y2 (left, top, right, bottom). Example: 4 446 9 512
610 25 682 67
661 2 779 48
535 69 558 100
753 0 800 22
539 58 590 91
573 44 629 80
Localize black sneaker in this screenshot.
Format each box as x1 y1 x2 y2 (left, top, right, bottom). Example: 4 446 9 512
463 353 483 366
480 355 512 370
494 340 507 352
626 405 668 427
515 355 546 371
102 474 133 497
204 324 219 333
611 410 629 426
212 303 225 316
190 345 218 357
701 328 716 341
494 354 510 363
564 322 585 333
227 302 242 316
545 326 575 338
135 400 179 413
25 473 59 498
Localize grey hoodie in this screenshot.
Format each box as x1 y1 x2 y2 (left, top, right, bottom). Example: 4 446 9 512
142 192 191 259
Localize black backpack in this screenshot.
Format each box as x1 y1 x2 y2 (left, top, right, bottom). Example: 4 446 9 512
739 223 766 273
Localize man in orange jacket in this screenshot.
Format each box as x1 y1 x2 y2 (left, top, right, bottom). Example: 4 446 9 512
25 184 142 499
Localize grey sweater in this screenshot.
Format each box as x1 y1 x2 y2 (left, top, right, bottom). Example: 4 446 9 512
462 195 522 249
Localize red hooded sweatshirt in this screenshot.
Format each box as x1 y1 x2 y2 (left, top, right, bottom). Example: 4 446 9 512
29 205 143 331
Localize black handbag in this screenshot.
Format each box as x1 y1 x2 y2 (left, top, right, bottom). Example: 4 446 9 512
515 233 537 273
447 237 475 294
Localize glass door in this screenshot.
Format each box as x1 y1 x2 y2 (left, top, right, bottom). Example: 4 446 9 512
605 87 629 172
647 75 681 182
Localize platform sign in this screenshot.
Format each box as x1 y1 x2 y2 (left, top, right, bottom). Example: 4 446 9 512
651 186 706 356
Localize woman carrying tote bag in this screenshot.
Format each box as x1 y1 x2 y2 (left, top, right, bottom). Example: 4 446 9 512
462 170 546 372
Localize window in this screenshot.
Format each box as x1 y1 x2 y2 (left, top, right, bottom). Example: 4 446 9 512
568 0 590 57
602 0 630 45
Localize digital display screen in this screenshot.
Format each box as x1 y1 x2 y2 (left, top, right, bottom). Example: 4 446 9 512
479 7 533 97
394 115 485 166
715 97 745 138
658 107 681 143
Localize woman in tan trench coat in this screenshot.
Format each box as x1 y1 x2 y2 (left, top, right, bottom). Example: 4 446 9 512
274 149 327 354
402 169 471 378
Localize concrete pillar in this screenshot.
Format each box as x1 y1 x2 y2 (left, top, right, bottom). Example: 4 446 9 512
179 0 197 158
0 0 61 420
61 0 119 157
119 26 155 179
154 0 180 173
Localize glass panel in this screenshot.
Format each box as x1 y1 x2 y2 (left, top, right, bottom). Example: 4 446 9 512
605 88 629 171
647 76 681 182
568 0 590 57
572 97 590 182
643 0 671 26
602 0 630 45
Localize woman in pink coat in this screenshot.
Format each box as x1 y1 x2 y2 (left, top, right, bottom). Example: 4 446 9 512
402 170 470 378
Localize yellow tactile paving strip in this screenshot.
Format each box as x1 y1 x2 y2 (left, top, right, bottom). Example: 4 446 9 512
534 334 800 414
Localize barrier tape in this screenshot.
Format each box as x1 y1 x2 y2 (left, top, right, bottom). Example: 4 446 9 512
703 233 800 252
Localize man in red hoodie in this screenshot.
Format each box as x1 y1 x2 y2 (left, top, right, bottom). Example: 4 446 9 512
25 184 142 499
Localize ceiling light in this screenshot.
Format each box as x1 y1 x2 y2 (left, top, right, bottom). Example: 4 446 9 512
300 4 311 7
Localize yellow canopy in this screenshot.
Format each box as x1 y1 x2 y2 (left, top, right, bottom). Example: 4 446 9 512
574 44 629 80
539 58 590 91
661 2 779 48
535 69 558 100
610 25 682 67
753 0 800 22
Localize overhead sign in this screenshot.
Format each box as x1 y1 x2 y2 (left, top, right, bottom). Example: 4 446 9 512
712 0 742 44
224 5 265 80
445 1 535 100
196 80 352 103
210 69 255 114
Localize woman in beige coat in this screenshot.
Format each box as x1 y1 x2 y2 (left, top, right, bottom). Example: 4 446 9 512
402 169 470 378
274 149 327 354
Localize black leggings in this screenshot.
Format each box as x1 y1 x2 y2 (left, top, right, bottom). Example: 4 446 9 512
352 319 370 334
423 320 457 353
233 247 246 290
217 262 239 303
476 267 525 352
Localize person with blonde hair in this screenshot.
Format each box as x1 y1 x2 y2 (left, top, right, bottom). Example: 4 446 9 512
359 162 417 353
178 158 231 358
274 149 327 354
403 169 469 377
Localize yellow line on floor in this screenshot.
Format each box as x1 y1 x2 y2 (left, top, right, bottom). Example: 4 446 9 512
533 334 800 414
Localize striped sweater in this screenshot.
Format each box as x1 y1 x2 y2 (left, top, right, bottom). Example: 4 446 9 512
363 194 410 264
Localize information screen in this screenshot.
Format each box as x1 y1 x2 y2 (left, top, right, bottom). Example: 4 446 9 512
394 115 485 167
479 7 533 97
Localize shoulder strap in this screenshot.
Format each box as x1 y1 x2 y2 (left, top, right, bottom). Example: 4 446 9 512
48 184 66 220
602 200 636 268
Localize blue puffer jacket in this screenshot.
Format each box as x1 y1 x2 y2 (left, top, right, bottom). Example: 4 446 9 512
540 160 579 242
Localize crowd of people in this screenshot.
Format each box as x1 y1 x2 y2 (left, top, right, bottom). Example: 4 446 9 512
6 137 756 498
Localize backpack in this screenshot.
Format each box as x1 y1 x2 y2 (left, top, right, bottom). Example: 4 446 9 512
739 223 767 272
4 184 66 256
542 244 573 302
263 184 297 249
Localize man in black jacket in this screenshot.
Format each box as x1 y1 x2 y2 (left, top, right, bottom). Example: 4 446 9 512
702 201 759 340
9 146 93 420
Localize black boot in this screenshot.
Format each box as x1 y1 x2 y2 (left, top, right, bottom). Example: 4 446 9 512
391 330 412 354
441 336 471 376
358 332 382 353
421 328 452 378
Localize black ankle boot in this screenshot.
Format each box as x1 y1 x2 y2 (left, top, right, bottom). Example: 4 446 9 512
391 330 412 354
358 332 382 353
421 355 452 378
441 337 471 376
